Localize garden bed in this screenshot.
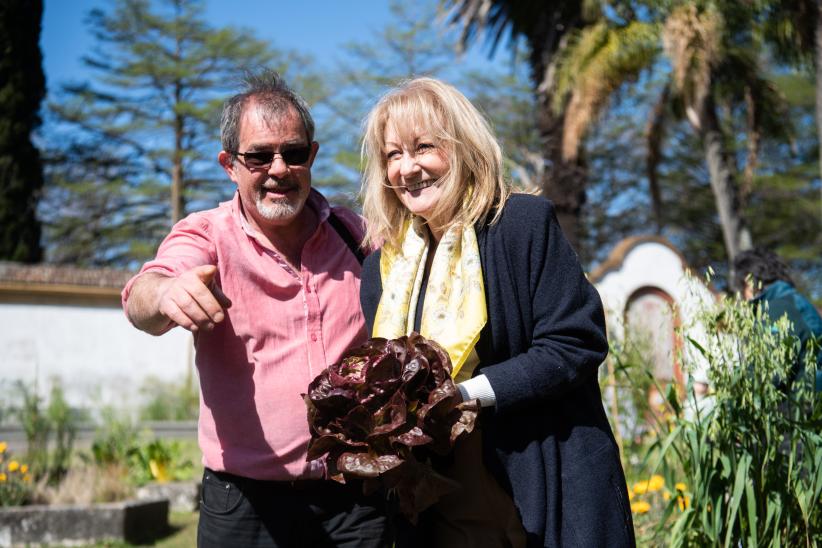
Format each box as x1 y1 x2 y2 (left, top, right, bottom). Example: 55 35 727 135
0 497 169 546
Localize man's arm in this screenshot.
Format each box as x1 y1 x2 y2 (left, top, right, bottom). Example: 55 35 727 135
126 265 231 335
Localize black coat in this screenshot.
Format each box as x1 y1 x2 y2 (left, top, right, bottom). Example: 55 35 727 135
360 194 635 547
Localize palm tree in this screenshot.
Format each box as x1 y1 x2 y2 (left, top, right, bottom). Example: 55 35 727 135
446 0 594 254
757 0 821 184
550 2 792 268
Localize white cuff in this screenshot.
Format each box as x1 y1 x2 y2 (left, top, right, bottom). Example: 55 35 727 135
457 374 496 407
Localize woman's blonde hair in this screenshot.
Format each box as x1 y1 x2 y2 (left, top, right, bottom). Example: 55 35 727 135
361 77 510 250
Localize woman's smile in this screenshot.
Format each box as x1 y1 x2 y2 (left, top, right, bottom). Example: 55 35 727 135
403 178 438 192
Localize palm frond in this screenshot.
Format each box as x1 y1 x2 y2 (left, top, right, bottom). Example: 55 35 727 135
556 20 659 160
662 4 722 112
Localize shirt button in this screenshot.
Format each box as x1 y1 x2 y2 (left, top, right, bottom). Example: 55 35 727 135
311 334 317 342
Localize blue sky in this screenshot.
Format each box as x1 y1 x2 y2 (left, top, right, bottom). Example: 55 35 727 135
41 0 504 95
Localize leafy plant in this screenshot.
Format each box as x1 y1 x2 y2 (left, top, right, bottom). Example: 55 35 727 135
139 375 198 422
648 293 821 546
90 407 139 467
45 384 76 483
304 333 478 521
14 379 77 484
0 442 34 506
602 332 658 458
128 439 195 486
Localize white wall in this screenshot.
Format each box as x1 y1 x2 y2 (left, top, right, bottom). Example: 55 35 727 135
595 241 715 340
1 300 193 411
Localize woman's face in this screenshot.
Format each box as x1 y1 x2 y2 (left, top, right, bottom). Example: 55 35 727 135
384 123 449 225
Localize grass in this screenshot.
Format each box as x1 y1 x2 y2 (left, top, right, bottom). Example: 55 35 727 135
156 511 198 548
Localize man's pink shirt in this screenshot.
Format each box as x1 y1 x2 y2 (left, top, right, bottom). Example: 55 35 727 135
122 190 368 480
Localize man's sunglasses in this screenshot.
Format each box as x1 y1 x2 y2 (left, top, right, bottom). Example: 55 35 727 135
234 145 312 169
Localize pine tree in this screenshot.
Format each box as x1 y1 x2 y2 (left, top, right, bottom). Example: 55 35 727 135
42 0 322 266
0 0 46 263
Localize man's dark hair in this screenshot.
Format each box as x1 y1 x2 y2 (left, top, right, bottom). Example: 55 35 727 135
733 247 795 291
220 69 315 161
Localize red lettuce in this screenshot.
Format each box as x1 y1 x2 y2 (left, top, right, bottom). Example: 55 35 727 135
304 333 478 521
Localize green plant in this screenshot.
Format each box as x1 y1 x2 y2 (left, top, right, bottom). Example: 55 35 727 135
0 441 34 506
90 407 139 466
14 379 78 484
603 332 658 458
128 439 195 486
139 375 198 422
89 408 196 487
16 380 50 479
650 293 822 546
45 383 76 482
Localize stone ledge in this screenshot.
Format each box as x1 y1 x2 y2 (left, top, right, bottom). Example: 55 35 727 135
0 498 169 547
136 481 201 512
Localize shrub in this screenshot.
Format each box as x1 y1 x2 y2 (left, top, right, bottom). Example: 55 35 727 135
644 291 821 546
13 379 77 484
128 439 195 486
88 408 196 488
0 442 34 506
139 375 198 422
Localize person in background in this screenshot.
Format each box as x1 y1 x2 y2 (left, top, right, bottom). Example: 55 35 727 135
733 247 822 391
122 70 389 548
358 77 634 547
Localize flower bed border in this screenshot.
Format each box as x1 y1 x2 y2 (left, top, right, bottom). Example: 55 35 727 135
0 497 169 546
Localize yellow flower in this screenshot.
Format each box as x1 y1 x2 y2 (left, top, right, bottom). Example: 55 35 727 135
663 491 671 501
7 460 19 472
20 464 28 474
0 473 6 482
633 480 649 495
677 495 691 511
631 501 651 514
0 441 7 453
627 488 635 501
648 475 665 492
23 474 32 483
675 482 687 492
149 459 170 483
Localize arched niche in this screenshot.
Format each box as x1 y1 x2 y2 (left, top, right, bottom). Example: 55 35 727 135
623 286 682 387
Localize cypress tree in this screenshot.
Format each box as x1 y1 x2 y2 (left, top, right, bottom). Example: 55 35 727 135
0 0 45 262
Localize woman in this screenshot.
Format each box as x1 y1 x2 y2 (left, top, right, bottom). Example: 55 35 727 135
359 77 634 547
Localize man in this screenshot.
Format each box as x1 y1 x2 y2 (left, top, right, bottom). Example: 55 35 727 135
733 247 822 391
122 71 389 547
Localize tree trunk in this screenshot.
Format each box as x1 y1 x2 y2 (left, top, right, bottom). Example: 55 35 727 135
535 92 587 255
694 95 752 272
171 74 184 225
171 114 184 225
528 7 587 257
171 26 184 225
815 0 822 191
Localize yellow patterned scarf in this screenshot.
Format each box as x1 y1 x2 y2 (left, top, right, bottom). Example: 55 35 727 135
372 219 487 379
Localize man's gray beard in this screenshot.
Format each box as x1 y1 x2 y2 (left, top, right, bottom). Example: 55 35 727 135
256 194 298 221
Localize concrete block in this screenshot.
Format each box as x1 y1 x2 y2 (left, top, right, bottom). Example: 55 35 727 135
0 498 169 547
136 481 200 512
